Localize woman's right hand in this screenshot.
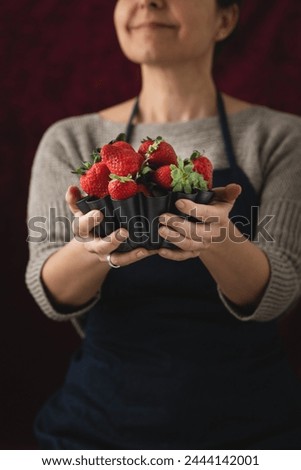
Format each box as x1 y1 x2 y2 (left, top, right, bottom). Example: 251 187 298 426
66 186 158 268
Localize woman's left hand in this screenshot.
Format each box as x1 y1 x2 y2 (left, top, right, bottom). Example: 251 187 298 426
158 183 242 261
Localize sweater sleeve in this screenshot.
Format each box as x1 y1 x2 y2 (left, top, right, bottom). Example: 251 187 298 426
218 111 301 322
25 118 101 321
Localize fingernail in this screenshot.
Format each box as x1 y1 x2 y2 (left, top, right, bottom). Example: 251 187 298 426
70 186 80 197
137 250 146 258
176 200 185 209
159 226 167 234
118 229 128 240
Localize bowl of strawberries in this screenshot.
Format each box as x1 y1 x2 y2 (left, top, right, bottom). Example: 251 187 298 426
73 133 214 252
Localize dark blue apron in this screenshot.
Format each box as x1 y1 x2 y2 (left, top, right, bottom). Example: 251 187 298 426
34 93 301 450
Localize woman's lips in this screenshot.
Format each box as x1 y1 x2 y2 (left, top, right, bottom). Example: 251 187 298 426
130 22 177 30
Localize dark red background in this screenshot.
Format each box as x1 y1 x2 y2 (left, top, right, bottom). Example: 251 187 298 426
1 0 301 449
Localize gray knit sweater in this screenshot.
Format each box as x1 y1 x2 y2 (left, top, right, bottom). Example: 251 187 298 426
25 106 301 335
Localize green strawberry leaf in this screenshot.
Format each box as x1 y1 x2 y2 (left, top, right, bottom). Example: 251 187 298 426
177 159 185 171
189 171 208 191
71 159 93 175
136 163 153 180
109 133 127 144
141 136 154 143
183 162 193 175
109 173 133 182
90 150 101 163
169 159 209 194
141 165 153 176
173 182 184 192
190 150 201 161
184 181 192 194
171 167 182 182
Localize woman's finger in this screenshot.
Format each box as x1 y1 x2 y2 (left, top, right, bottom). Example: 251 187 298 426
212 183 242 204
174 199 218 222
107 248 158 268
159 213 215 241
158 248 199 261
172 184 242 224
86 230 158 266
66 185 84 216
73 210 103 239
85 228 129 253
158 225 207 251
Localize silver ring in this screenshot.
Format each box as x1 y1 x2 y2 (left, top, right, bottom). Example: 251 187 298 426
106 253 121 269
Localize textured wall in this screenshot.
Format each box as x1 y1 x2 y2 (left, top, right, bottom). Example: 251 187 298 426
1 0 301 449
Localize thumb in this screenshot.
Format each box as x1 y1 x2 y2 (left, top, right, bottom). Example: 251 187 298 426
212 183 242 204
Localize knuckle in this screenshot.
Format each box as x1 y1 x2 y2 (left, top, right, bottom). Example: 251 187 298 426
71 219 79 236
85 212 98 228
75 216 90 238
106 233 122 248
84 241 96 254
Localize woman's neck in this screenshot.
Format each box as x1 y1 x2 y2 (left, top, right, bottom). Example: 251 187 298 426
138 62 217 124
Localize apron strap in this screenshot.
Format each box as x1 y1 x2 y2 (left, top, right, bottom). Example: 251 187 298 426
125 96 139 143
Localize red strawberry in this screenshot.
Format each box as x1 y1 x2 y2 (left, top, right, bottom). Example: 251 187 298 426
72 153 110 198
108 175 138 200
101 145 143 177
112 140 145 167
153 160 209 193
139 136 178 167
112 140 135 152
138 138 153 158
137 183 152 197
153 165 173 190
109 132 133 151
191 151 213 189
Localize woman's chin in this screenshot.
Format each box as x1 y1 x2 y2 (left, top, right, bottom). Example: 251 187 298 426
121 43 183 66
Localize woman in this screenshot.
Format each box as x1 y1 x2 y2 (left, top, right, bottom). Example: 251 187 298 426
26 0 301 449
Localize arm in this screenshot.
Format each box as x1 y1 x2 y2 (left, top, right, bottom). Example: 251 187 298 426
199 224 270 309
158 184 270 308
25 119 156 320
41 186 156 308
40 235 111 309
159 152 301 323
158 112 301 322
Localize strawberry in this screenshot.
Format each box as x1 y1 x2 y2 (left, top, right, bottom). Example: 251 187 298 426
112 140 145 167
138 137 153 158
108 132 134 150
112 140 135 152
108 174 138 200
153 159 209 193
139 136 178 167
101 145 143 177
190 151 213 189
137 183 152 197
72 152 110 198
153 165 173 190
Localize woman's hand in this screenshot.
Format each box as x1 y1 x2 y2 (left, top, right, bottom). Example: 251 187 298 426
66 186 158 268
157 184 242 261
